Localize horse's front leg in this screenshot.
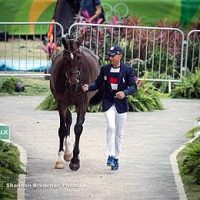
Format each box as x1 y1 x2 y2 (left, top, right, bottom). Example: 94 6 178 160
55 105 71 169
69 106 86 171
64 109 73 161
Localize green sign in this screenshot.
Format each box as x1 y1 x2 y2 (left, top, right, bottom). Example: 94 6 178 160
0 124 10 141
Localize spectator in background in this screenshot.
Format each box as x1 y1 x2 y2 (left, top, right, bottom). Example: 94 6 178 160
47 0 80 46
46 0 105 49
78 0 105 23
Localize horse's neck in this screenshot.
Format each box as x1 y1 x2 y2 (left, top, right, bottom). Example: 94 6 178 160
80 46 99 61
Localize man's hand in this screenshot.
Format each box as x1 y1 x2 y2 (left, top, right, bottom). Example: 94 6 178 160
82 84 89 92
115 91 125 99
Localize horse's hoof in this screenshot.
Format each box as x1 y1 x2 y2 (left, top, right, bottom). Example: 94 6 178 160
64 153 72 162
55 161 65 169
69 161 80 171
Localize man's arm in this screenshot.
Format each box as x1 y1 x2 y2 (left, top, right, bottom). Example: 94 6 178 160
82 67 104 92
88 5 102 23
123 67 137 96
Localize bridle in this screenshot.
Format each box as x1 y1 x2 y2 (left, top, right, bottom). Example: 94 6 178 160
63 47 82 93
63 48 80 60
65 70 80 82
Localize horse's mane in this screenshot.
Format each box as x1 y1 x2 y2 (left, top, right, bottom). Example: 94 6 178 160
51 48 63 61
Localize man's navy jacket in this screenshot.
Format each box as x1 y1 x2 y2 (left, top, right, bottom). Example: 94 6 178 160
88 63 137 113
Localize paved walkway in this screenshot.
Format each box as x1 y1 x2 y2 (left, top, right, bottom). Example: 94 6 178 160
0 96 199 200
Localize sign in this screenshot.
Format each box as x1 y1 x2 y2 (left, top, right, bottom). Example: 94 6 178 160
0 124 10 142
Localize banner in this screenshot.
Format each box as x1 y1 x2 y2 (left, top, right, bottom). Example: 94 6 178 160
0 0 199 34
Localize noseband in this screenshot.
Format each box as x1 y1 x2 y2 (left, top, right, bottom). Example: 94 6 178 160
65 70 80 81
65 70 82 93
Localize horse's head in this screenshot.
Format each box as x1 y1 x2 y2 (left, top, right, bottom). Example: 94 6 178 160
62 35 84 93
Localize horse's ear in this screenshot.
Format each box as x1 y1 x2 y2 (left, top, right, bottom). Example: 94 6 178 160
62 37 67 49
77 35 85 46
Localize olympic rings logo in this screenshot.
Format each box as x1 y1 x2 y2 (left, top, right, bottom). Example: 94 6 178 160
102 3 129 21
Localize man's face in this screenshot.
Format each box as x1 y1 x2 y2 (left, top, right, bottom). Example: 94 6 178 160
108 54 122 67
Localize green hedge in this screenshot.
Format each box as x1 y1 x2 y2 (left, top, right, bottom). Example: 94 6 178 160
128 80 164 112
181 138 200 184
0 78 20 94
0 140 25 199
0 77 49 96
38 80 164 112
171 69 200 99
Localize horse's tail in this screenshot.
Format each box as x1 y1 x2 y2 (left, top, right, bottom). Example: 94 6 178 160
89 89 103 105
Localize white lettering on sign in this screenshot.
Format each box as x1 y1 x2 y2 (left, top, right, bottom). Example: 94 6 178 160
0 130 9 135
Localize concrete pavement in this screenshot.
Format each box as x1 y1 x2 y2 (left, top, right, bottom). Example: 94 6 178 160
0 96 199 200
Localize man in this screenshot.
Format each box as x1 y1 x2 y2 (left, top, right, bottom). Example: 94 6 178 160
82 45 137 170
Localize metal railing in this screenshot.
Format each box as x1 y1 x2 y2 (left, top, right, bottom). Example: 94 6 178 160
0 22 63 77
0 22 199 92
185 30 200 73
69 23 185 83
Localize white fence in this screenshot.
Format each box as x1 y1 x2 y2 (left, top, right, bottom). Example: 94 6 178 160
0 22 199 91
185 30 200 73
0 22 63 77
69 23 185 82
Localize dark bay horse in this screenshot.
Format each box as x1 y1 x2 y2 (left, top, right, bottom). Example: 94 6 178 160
50 35 99 170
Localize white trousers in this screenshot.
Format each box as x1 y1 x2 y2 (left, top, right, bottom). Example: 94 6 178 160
104 105 127 159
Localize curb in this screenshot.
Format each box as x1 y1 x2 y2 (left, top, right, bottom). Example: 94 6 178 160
170 125 200 200
170 145 187 200
12 142 27 200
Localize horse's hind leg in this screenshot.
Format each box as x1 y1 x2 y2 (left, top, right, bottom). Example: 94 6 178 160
64 109 73 161
55 105 68 169
69 107 86 171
